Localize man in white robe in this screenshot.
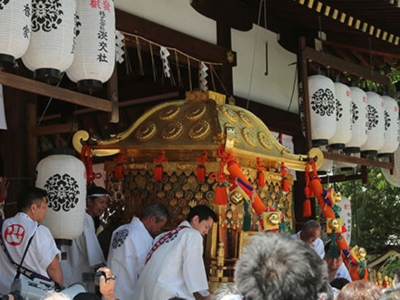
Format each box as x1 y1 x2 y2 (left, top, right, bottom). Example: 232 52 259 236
107 203 169 300
0 187 62 294
291 219 325 259
60 186 108 292
133 205 218 300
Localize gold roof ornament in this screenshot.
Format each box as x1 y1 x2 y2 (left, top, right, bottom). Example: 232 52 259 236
73 91 324 171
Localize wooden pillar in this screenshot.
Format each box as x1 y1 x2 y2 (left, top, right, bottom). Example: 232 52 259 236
0 80 37 217
216 21 234 96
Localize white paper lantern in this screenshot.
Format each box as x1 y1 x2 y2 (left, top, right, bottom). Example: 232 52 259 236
317 146 333 175
22 0 76 83
66 0 116 92
378 95 399 157
328 82 352 150
345 87 368 153
360 92 385 156
336 151 359 173
36 153 86 242
0 0 31 67
307 75 336 146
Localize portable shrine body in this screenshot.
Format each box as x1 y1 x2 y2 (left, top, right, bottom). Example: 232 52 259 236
74 91 322 289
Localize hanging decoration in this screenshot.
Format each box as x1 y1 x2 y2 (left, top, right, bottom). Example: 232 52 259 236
209 157 228 205
196 150 209 183
160 46 172 78
360 91 385 157
80 145 102 185
113 150 126 181
22 0 76 83
66 0 116 92
36 152 86 242
280 162 290 193
199 62 209 91
328 82 352 150
307 75 337 147
0 0 31 67
256 157 265 187
153 150 168 181
115 30 125 64
345 87 368 153
378 95 399 157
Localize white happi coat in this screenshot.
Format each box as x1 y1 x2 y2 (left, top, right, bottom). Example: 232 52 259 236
0 213 61 294
133 220 209 300
107 217 153 300
292 231 325 259
60 213 105 292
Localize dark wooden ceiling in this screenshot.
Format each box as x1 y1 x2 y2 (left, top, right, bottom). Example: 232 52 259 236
30 0 400 157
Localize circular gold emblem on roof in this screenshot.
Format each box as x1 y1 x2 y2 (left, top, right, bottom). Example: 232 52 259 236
158 105 180 121
188 120 210 140
135 121 156 141
185 103 206 121
241 128 257 147
161 121 183 140
238 111 255 128
258 132 273 150
219 105 238 123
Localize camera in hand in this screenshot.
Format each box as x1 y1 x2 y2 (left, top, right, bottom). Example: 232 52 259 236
94 271 106 286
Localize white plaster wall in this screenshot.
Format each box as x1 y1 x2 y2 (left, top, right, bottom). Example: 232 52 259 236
232 25 299 113
115 1 299 113
114 0 217 44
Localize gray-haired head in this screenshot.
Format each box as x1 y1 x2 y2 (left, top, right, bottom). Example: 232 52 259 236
302 220 321 231
235 232 332 300
380 287 400 300
212 283 240 300
142 202 170 222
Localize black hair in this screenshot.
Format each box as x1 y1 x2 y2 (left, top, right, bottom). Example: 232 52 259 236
330 277 350 290
17 186 47 212
87 186 108 199
186 205 218 223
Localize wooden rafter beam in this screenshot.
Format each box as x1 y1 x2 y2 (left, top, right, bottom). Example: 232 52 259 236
352 50 370 69
115 9 236 66
32 123 78 136
0 71 112 112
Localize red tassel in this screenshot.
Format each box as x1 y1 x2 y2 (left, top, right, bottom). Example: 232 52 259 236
197 165 205 182
196 150 209 182
214 184 228 205
154 165 163 181
153 150 168 181
256 157 266 187
303 198 312 217
115 165 123 181
258 171 265 187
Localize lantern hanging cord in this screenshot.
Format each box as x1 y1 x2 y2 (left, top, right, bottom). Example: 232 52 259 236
119 31 223 67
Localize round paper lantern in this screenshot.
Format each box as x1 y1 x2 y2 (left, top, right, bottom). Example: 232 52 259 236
317 146 333 175
22 0 76 83
308 75 336 147
360 92 385 157
36 153 86 243
328 82 352 150
0 0 31 67
344 87 368 153
66 0 116 92
378 95 399 157
336 151 359 173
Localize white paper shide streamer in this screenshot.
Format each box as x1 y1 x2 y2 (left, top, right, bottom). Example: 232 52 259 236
115 30 125 63
0 84 7 130
160 46 171 78
199 62 209 91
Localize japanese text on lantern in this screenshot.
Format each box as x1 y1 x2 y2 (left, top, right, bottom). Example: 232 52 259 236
97 11 108 63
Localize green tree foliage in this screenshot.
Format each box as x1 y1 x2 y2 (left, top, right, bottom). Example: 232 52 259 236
336 167 400 255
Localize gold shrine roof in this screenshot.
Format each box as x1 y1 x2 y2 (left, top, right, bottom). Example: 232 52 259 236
73 91 322 170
